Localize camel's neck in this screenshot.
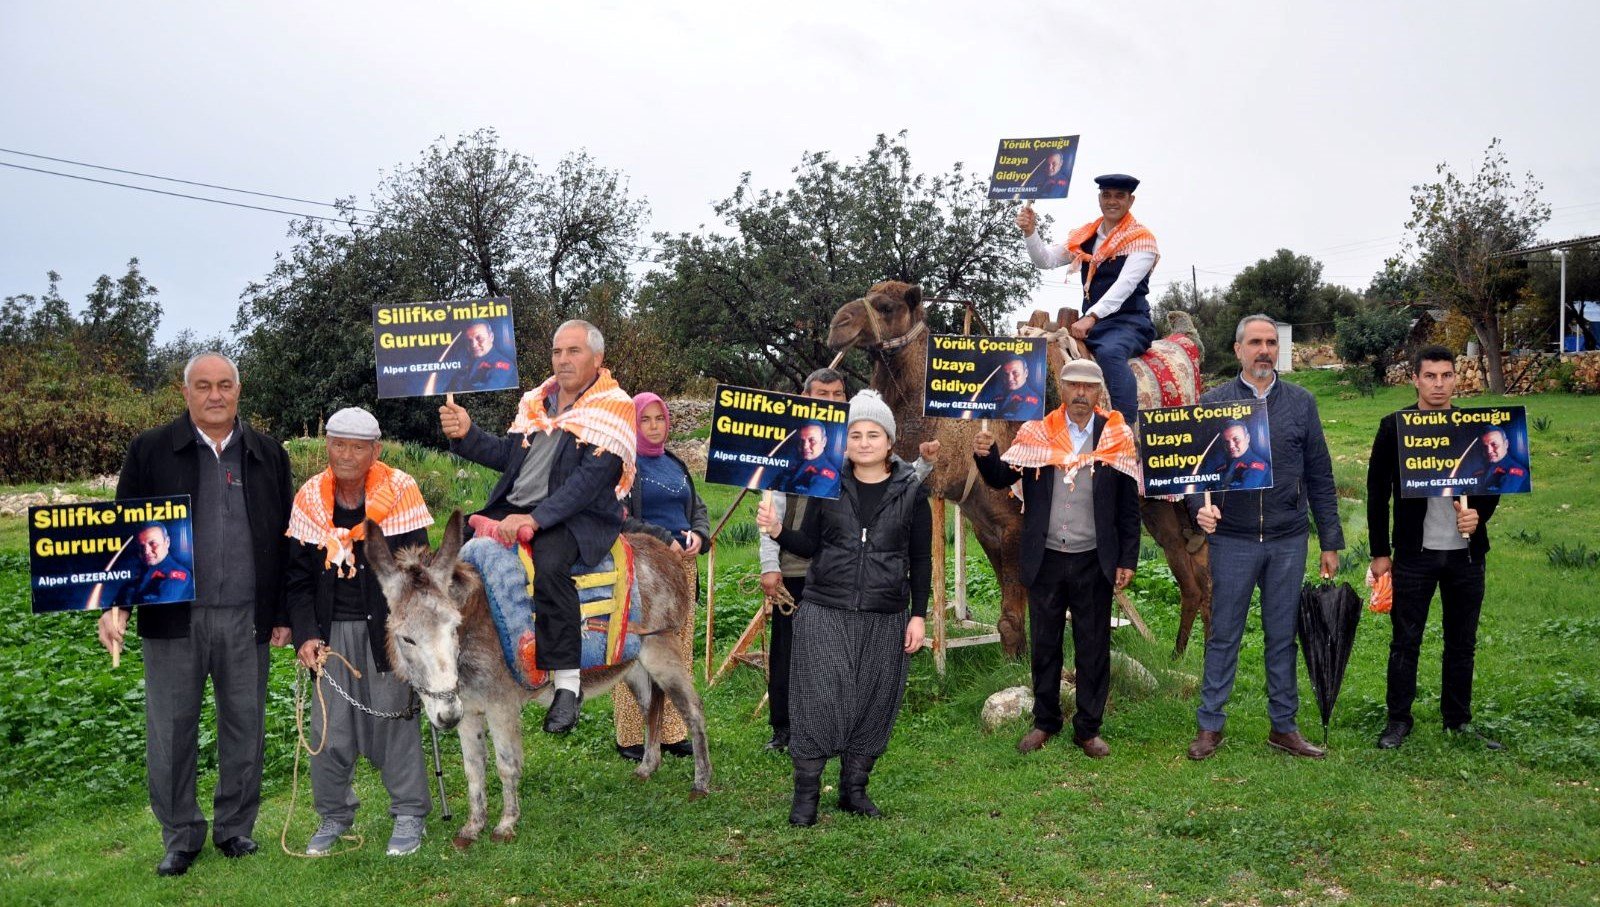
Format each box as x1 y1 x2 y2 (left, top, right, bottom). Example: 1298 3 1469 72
870 333 932 459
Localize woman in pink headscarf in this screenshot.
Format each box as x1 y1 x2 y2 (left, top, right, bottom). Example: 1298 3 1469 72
613 392 710 761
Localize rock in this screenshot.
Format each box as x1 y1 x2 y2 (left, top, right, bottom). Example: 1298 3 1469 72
667 438 708 479
1109 650 1159 697
980 686 1033 732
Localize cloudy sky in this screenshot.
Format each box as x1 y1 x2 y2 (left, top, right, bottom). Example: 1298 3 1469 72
3 1 1597 342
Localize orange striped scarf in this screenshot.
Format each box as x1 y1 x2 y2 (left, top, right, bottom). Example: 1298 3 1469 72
1064 214 1161 295
1001 407 1143 489
286 460 434 576
508 367 637 498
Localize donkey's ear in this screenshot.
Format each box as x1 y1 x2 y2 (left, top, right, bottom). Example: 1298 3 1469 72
431 510 464 578
904 284 923 312
365 519 397 581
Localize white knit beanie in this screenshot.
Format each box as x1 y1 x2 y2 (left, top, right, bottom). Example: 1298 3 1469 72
846 389 896 444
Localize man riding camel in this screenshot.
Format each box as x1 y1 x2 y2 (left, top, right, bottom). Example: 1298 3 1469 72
1017 173 1159 425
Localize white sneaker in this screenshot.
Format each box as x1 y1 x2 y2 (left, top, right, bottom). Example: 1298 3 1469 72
306 817 351 856
386 815 426 856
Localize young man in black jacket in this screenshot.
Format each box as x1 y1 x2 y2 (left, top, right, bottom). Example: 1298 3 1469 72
1366 345 1502 750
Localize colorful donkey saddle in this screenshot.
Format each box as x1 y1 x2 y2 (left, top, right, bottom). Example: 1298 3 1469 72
460 534 642 692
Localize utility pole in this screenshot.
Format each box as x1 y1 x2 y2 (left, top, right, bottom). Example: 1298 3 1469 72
1191 264 1199 308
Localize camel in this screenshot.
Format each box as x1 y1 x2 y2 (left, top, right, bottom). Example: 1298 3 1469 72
365 513 711 849
828 281 1213 657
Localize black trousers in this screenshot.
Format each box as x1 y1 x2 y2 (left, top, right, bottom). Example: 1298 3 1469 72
530 524 583 670
1028 549 1112 739
1386 548 1486 728
768 576 804 733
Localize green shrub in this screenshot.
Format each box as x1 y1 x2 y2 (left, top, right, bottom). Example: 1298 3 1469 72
0 343 181 484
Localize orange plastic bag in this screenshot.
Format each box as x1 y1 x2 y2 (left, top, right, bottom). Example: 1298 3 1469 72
1366 569 1392 614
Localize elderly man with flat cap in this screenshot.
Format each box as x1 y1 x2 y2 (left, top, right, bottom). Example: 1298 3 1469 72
286 407 434 857
972 358 1141 758
1017 173 1160 426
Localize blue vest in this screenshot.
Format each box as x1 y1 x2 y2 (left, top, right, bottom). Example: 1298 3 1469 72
1080 233 1152 320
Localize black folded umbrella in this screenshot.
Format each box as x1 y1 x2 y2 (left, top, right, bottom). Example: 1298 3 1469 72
1297 581 1362 745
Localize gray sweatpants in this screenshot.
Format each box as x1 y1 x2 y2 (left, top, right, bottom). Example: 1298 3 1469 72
142 605 268 853
310 620 430 824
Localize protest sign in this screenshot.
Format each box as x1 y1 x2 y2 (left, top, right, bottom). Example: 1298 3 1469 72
987 135 1080 201
29 496 194 614
705 385 848 499
1137 401 1273 496
923 334 1049 421
1395 405 1531 497
372 297 519 398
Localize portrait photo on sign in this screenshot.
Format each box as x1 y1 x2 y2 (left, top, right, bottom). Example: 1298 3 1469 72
28 496 195 614
1395 405 1531 497
923 334 1049 422
704 385 849 499
372 296 519 398
1138 400 1272 495
987 135 1079 201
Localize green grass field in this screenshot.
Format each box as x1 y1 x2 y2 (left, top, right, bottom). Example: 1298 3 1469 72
2 373 1597 906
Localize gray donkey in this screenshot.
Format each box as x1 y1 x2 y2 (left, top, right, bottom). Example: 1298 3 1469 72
364 511 712 848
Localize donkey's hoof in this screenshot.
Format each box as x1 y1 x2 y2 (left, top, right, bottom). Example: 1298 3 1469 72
451 836 476 851
689 788 710 801
633 766 654 782
490 829 516 844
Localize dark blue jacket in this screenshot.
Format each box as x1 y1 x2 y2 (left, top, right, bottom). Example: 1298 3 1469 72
1081 233 1152 320
114 553 195 608
1186 376 1345 549
974 416 1141 587
115 413 292 641
451 413 624 569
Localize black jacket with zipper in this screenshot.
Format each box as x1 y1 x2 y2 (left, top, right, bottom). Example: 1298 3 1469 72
1366 406 1499 560
775 459 931 617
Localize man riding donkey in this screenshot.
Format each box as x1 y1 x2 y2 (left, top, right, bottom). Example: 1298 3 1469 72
437 319 637 733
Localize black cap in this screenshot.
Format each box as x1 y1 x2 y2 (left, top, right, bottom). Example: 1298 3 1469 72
1094 173 1139 192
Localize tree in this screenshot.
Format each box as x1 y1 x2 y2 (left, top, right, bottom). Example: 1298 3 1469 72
0 271 75 348
80 258 162 386
1334 305 1413 393
639 132 1040 390
1392 139 1550 394
1225 249 1331 336
234 131 649 443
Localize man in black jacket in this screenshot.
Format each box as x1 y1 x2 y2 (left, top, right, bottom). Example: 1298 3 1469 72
286 407 434 856
973 359 1140 759
1367 345 1502 751
96 352 292 876
1187 315 1344 761
437 320 628 734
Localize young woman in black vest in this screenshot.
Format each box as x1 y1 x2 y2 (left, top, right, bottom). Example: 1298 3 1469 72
756 390 931 826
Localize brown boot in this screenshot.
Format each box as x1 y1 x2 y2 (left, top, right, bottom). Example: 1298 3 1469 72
1186 729 1224 761
1073 735 1110 759
1016 728 1054 754
1267 730 1326 759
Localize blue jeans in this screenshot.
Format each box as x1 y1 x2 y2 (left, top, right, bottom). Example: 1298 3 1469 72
1197 533 1308 734
1087 314 1155 424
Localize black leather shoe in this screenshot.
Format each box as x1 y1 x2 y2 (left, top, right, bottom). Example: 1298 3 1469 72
764 729 790 753
216 836 258 858
664 739 694 758
1445 724 1505 750
156 849 200 876
543 688 582 734
1377 720 1411 750
616 743 644 762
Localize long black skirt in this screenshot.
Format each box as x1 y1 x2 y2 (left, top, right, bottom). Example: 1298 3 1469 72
788 604 910 761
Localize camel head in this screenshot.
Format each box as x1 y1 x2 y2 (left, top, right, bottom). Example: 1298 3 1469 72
828 281 924 352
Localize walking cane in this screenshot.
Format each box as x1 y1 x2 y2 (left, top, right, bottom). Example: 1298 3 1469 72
428 721 452 821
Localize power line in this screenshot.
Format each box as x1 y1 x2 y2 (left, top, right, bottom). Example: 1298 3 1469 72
0 160 373 227
0 147 378 214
